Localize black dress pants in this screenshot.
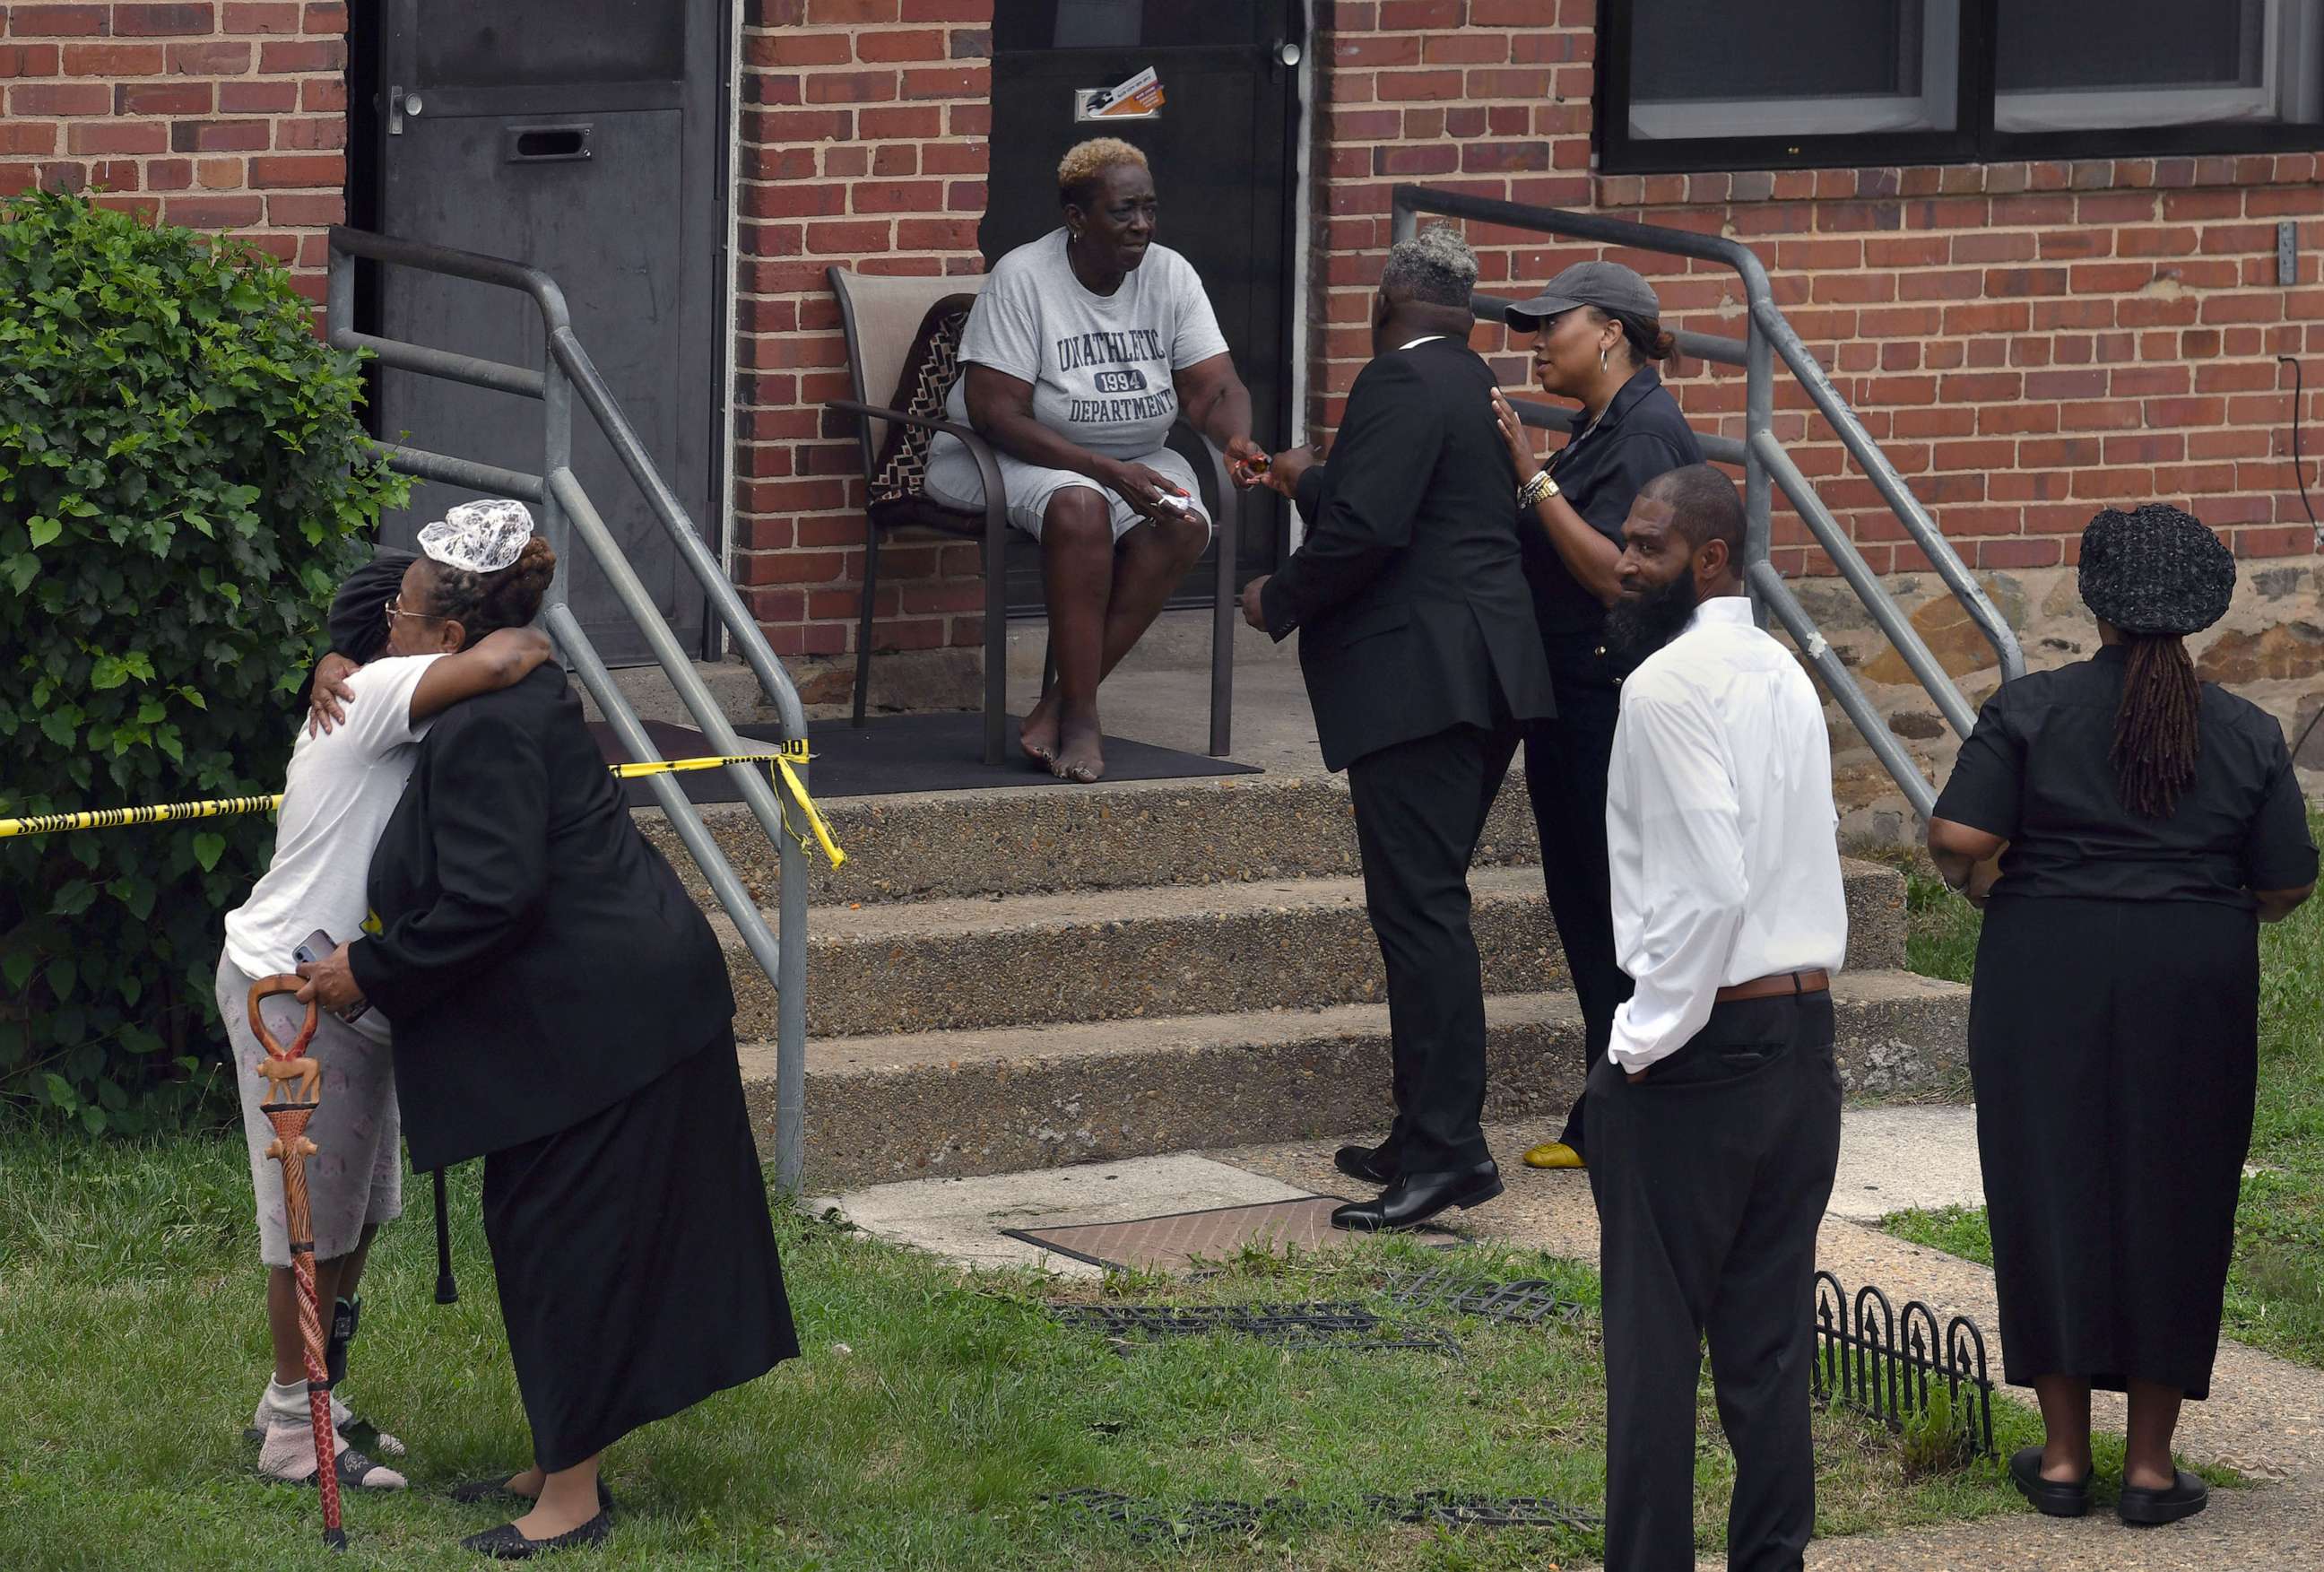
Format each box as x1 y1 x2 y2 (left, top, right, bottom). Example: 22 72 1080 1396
1345 718 1522 1175
1586 992 1842 1572
1521 673 1632 1154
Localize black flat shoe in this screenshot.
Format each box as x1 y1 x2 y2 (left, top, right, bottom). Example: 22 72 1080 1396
2007 1446 2092 1517
462 1511 612 1559
451 1477 615 1514
1331 1162 1502 1232
1332 1143 1397 1186
2119 1469 2208 1526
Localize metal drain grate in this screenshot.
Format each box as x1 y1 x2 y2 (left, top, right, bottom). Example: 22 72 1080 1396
1047 1487 1600 1542
1382 1267 1595 1327
1052 1301 1461 1358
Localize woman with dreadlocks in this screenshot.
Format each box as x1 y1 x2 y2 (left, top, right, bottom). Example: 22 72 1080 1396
1928 504 2316 1529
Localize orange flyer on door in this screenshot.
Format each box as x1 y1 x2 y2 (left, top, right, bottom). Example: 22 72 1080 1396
1089 66 1164 117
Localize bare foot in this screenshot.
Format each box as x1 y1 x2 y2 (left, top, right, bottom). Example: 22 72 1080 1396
1019 690 1061 769
1053 702 1105 784
509 1468 602 1539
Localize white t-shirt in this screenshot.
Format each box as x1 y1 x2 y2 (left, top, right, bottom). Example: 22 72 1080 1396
938 228 1229 460
221 654 444 1041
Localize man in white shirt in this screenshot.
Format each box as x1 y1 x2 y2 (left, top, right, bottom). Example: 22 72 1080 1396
1587 464 1849 1572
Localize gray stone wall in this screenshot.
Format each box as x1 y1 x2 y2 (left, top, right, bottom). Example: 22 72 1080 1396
1793 552 2324 843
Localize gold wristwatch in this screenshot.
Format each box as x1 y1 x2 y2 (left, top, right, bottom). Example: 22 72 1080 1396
1520 471 1561 508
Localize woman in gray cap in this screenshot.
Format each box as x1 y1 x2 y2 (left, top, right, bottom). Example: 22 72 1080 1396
1929 504 2316 1528
1486 260 1702 1173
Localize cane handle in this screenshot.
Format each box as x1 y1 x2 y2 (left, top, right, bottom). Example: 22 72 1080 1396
247 973 319 1061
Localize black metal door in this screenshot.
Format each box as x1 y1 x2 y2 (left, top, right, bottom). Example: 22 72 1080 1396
987 0 1303 610
372 0 726 664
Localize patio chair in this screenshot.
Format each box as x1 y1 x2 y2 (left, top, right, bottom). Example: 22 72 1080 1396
824 265 1237 767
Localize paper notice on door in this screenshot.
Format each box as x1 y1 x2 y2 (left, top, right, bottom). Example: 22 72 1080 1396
1076 66 1165 122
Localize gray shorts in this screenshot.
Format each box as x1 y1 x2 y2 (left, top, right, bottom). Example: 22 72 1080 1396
219 952 403 1268
924 438 1211 543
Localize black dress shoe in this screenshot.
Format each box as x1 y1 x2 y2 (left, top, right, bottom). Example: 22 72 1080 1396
2007 1446 2091 1517
1331 1162 1503 1232
461 1510 613 1559
1332 1143 1397 1186
451 1477 615 1515
2118 1469 2208 1526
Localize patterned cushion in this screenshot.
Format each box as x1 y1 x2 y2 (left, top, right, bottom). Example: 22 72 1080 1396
867 292 976 510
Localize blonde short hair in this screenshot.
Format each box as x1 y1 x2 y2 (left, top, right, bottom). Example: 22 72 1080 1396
1057 137 1149 205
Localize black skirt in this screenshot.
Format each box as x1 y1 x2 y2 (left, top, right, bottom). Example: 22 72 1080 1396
1969 896 2259 1400
481 1024 800 1471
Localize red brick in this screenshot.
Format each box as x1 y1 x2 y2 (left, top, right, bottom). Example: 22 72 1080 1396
808 0 897 18
263 191 342 225
807 70 896 103
63 41 161 73
217 79 296 111
301 1 345 33
69 119 174 154
220 1 299 29
854 28 944 60
246 152 341 186
899 65 981 98
165 39 249 72
120 80 211 112
256 37 342 71
273 114 343 149
112 4 217 36
0 44 65 74
169 117 265 151
162 194 263 227
13 82 111 113
0 122 61 155
10 6 112 37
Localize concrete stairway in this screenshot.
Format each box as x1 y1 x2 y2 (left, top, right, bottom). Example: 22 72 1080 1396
636 769 1971 1192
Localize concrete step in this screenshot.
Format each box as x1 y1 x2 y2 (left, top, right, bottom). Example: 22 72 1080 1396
748 968 1971 1188
636 770 1541 910
713 859 1906 1043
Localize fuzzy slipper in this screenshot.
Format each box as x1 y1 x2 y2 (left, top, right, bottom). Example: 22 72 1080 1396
258 1420 407 1491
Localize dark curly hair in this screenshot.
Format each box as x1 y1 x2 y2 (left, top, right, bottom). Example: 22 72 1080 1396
422 535 558 647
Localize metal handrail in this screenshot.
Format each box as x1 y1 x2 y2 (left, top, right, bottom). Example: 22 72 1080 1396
1393 186 2026 818
325 226 811 1188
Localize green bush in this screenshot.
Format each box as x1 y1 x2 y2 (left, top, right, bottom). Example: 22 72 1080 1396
0 191 409 1133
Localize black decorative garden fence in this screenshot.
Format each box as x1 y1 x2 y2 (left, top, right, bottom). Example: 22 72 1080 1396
1812 1271 1996 1459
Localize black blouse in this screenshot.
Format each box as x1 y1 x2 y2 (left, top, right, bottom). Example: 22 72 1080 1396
1933 646 2318 908
1517 364 1704 665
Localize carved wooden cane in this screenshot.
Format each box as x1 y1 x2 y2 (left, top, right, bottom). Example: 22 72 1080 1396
247 973 346 1550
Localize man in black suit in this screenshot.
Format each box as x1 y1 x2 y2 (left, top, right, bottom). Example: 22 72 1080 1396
1240 227 1555 1232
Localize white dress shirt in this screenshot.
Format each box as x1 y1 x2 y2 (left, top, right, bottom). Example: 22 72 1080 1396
1604 595 1849 1073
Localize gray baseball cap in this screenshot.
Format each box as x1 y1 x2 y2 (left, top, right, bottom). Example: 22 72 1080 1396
1505 260 1661 330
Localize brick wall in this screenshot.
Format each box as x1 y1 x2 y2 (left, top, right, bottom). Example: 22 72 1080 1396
734 0 992 691
0 0 348 291
1313 0 2324 582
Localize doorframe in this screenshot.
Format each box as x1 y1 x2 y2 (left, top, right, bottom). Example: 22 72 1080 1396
1285 0 1316 554
338 0 736 662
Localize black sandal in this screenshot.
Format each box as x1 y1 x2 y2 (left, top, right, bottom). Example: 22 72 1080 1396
2119 1468 2208 1526
2008 1446 2092 1517
272 1444 404 1493
461 1511 612 1559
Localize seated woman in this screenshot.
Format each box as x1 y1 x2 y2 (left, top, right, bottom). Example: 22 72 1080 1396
299 501 798 1559
221 545 553 1492
1928 504 2316 1527
922 135 1262 782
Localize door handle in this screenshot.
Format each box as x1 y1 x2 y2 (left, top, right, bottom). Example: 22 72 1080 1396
387 83 423 135
1268 38 1303 82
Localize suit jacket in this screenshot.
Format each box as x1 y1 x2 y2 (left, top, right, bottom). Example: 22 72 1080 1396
1260 336 1555 772
347 665 735 1171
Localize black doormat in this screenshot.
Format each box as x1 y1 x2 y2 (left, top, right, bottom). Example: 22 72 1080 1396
588 711 1259 806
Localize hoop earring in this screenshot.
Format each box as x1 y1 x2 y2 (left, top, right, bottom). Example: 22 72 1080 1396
1600 347 1610 373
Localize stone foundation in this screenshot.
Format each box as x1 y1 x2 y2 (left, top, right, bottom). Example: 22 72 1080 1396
1791 552 2324 842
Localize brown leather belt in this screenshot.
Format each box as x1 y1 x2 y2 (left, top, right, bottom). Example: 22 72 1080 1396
1715 968 1830 1003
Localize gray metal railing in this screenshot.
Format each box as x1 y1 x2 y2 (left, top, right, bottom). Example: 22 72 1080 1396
1393 187 2026 819
325 226 811 1189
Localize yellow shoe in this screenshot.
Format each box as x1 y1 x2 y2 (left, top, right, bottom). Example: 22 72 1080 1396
1522 1142 1585 1170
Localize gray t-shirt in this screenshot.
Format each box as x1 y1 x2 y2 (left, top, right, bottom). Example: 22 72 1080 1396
942 228 1229 460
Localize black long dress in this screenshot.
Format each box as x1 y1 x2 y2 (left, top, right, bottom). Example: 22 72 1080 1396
1934 647 2315 1398
350 666 798 1470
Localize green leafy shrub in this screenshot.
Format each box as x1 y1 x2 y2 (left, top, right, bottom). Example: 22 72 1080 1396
0 191 409 1133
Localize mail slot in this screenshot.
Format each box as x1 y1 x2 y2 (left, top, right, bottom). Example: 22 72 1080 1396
504 124 593 163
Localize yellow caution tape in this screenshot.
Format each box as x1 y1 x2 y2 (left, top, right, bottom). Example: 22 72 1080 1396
2 746 847 868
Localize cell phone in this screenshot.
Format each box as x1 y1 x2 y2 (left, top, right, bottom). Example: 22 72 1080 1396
1153 490 1194 513
294 928 369 1022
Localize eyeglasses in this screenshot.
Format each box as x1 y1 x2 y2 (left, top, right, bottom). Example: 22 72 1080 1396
383 595 440 625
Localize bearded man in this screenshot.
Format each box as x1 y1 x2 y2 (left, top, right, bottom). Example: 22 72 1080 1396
1589 463 1850 1572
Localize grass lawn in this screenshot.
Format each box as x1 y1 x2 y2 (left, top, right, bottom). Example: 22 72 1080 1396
0 1131 2051 1571
1881 812 2324 1371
